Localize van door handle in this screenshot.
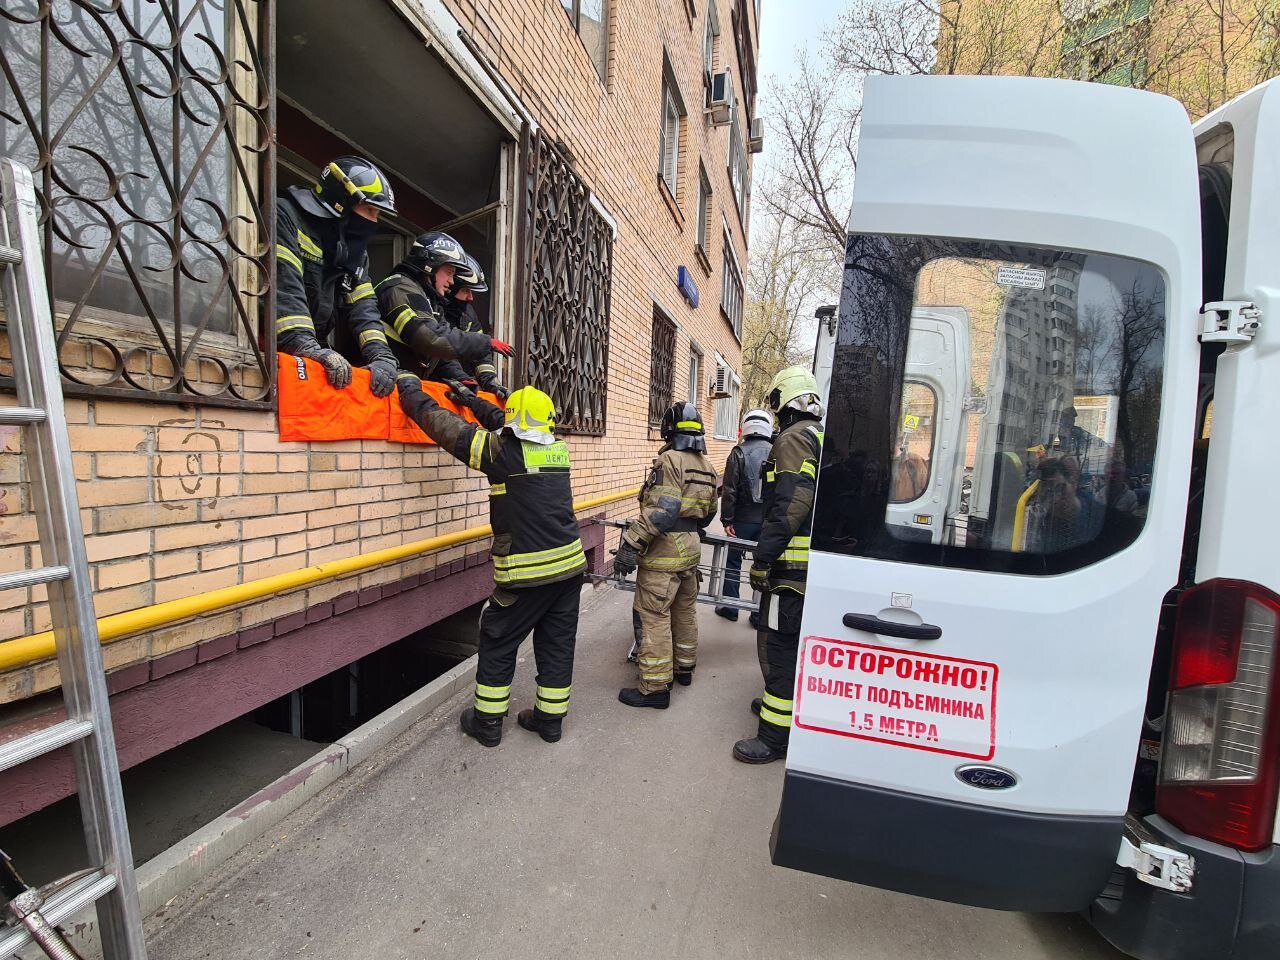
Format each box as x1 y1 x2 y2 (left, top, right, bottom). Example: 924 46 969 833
843 613 942 641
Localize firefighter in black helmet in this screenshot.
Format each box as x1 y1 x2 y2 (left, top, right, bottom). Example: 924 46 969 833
615 401 718 709
443 254 511 399
375 233 514 386
396 373 585 747
275 156 401 396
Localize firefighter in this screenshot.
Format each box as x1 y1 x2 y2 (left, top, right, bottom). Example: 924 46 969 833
275 156 401 397
734 367 824 764
715 408 775 627
396 373 585 746
614 402 718 708
375 233 514 385
444 254 511 400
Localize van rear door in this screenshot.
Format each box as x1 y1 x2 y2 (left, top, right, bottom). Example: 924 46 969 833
771 75 1203 912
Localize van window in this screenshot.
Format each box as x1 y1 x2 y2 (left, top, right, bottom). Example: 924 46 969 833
814 235 1166 575
890 381 936 503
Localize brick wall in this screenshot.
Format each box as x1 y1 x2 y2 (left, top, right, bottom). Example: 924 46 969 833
0 0 754 705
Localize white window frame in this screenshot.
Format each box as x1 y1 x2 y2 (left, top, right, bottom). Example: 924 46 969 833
713 358 742 440
696 164 712 252
688 341 703 407
660 78 682 197
720 228 744 338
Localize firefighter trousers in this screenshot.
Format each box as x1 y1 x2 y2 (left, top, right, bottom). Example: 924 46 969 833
473 574 583 720
634 565 700 694
756 587 806 749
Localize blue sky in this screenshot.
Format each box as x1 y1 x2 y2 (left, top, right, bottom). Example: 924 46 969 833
758 0 848 95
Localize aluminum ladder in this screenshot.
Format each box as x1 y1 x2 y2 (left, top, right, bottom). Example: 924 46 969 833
0 159 147 958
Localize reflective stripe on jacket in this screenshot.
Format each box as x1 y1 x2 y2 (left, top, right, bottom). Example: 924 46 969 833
398 382 586 588
755 417 823 590
624 446 718 572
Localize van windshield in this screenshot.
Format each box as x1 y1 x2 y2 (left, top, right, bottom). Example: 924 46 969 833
813 235 1166 576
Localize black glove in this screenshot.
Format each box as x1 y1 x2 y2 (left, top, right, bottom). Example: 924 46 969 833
478 372 510 401
749 564 771 592
443 378 476 407
613 540 640 577
367 358 398 398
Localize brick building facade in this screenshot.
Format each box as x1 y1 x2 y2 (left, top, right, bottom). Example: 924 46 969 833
0 0 758 824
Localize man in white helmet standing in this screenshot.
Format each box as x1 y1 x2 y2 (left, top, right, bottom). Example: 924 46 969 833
733 366 824 764
715 408 774 628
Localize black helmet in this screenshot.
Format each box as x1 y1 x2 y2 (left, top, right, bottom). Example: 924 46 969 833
661 401 706 452
450 253 489 295
402 231 470 279
300 156 397 220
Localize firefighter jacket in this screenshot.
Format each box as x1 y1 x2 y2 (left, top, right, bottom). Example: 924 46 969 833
274 188 392 368
398 382 586 589
754 415 824 594
622 447 718 572
721 435 771 526
442 299 499 384
374 271 490 381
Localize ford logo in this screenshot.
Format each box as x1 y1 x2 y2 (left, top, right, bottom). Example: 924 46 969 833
955 765 1018 790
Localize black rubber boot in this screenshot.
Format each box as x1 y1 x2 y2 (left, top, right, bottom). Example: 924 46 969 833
750 697 762 716
714 606 739 621
748 613 761 630
674 670 693 687
618 687 670 709
732 736 786 764
460 707 503 747
517 709 563 743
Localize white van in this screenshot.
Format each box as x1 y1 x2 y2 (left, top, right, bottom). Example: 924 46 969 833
778 75 1279 960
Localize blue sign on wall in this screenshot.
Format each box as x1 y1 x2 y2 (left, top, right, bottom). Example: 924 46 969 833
676 265 699 308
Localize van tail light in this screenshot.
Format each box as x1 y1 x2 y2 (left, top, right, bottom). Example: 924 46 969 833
1156 579 1280 851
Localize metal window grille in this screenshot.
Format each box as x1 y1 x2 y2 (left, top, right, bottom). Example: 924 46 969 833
648 307 676 428
0 0 276 408
517 126 612 435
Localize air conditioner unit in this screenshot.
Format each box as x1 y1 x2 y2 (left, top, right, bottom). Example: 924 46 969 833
709 363 732 399
748 116 765 154
706 71 733 125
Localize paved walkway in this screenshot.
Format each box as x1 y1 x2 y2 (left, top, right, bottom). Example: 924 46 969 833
147 586 1125 960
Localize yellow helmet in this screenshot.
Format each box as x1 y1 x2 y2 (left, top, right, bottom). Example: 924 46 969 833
504 386 557 444
767 365 820 411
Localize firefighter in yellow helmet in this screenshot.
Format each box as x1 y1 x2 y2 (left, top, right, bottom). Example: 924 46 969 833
734 366 824 763
615 401 718 708
397 374 585 746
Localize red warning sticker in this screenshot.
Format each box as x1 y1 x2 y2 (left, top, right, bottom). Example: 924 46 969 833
794 636 998 760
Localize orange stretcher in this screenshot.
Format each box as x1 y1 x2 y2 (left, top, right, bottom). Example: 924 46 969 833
276 353 503 445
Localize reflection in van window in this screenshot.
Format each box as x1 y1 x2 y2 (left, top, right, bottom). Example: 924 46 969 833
813 235 1166 576
890 382 936 503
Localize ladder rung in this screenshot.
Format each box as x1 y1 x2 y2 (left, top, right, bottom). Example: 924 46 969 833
0 870 116 956
0 243 19 265
0 406 46 425
0 718 94 773
0 565 70 591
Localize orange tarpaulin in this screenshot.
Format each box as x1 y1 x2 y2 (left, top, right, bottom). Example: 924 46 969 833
276 353 502 444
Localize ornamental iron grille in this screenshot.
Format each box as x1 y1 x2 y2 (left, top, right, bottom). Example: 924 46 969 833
0 0 275 408
518 126 611 435
647 307 675 428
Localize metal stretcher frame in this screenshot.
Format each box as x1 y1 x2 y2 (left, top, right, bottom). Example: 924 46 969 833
589 519 760 612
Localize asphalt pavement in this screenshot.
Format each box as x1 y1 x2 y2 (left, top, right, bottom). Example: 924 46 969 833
147 584 1127 960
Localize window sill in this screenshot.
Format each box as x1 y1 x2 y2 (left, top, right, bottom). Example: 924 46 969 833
694 244 712 276
657 175 684 228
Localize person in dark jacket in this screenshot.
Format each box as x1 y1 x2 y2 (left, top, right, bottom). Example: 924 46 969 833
443 254 510 399
396 373 585 747
715 408 774 625
275 156 401 397
734 367 824 765
375 233 514 385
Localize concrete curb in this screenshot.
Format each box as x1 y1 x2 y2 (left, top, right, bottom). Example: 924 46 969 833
31 656 477 960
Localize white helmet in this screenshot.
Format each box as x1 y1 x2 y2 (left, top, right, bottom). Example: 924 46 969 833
741 408 773 440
